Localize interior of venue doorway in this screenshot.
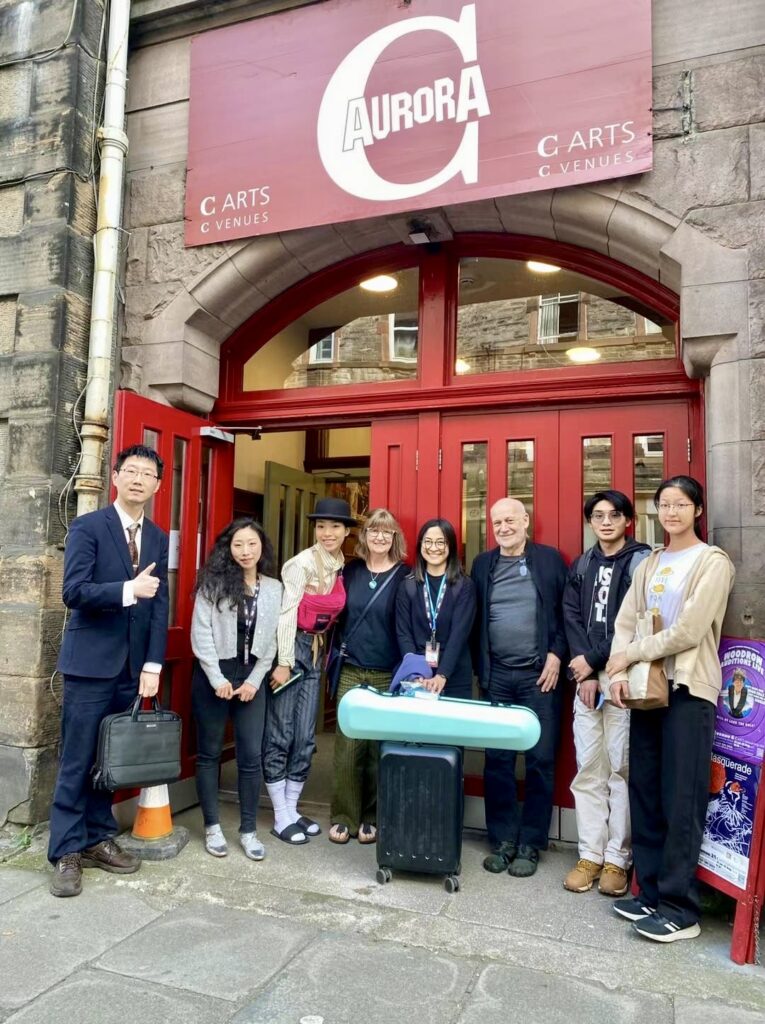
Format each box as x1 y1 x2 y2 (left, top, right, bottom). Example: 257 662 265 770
113 233 703 835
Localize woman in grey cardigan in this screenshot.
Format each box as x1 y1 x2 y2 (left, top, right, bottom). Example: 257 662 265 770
191 517 282 860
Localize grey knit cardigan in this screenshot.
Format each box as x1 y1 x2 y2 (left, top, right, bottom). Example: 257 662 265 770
191 575 283 691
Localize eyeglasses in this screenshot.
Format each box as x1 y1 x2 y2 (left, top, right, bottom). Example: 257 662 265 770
368 529 394 539
657 502 694 512
422 539 447 550
590 511 625 523
119 467 158 481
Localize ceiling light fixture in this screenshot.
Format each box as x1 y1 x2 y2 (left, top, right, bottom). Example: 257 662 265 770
527 260 561 274
567 346 601 364
359 274 398 293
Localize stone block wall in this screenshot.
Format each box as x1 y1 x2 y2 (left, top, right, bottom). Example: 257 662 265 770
0 0 105 824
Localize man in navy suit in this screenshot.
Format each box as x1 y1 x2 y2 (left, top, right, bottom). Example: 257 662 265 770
49 444 169 897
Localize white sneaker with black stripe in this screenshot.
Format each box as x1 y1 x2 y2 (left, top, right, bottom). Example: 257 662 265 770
633 912 701 942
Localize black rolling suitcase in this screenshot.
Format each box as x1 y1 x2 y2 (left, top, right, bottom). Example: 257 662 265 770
376 742 463 892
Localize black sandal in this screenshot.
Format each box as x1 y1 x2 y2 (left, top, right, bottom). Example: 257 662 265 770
270 823 309 845
296 815 321 836
358 823 377 845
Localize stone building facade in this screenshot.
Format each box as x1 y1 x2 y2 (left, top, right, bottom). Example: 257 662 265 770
1 0 765 823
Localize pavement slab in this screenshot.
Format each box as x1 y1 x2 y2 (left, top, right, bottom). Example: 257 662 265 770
230 932 477 1024
674 997 765 1023
96 901 316 1002
2 969 235 1024
457 961 674 1024
0 870 44 907
0 885 161 1012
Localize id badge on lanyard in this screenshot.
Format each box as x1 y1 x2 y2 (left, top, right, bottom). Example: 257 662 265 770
423 575 446 668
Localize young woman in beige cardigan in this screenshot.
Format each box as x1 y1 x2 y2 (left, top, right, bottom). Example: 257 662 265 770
605 476 734 943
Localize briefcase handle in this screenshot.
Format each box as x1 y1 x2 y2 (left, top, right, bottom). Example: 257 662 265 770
128 695 163 719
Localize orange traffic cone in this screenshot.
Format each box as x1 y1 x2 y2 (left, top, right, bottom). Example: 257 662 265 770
132 784 174 841
119 784 189 860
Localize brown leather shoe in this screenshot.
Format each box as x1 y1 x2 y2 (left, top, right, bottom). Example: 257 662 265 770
82 839 140 874
50 853 83 897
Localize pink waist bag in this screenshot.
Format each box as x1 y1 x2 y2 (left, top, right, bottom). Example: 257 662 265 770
297 573 346 634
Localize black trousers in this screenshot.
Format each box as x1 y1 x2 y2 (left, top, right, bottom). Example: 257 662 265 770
192 660 266 833
629 684 716 927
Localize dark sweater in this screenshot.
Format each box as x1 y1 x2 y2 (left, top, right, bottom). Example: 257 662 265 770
395 573 477 698
337 559 408 672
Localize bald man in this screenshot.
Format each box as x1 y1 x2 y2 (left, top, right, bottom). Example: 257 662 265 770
471 498 568 879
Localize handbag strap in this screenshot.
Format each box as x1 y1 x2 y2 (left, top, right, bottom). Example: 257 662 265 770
338 565 399 649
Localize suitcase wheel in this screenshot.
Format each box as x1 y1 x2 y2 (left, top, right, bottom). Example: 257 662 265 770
444 874 460 894
376 867 393 885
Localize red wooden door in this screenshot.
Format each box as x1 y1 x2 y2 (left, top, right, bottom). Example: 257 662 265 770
370 416 420 557
112 391 235 778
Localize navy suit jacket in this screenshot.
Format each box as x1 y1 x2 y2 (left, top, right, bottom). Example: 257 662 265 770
57 505 169 679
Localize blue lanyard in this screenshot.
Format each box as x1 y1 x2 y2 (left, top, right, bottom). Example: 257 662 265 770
423 574 447 639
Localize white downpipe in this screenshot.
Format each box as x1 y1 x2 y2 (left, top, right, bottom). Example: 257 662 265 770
75 1 131 514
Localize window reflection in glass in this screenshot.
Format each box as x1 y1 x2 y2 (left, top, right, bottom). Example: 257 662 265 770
244 268 420 390
455 258 675 376
168 438 186 625
507 440 534 536
141 428 159 519
461 443 487 572
634 434 664 546
582 437 612 549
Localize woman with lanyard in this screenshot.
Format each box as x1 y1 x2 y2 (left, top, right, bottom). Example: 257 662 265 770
265 498 355 845
606 475 735 943
190 518 282 860
328 508 409 846
395 519 477 698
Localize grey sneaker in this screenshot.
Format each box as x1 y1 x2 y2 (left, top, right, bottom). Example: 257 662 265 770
204 825 228 858
240 832 266 861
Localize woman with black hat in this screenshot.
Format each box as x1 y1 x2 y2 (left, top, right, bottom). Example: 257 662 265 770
264 497 356 845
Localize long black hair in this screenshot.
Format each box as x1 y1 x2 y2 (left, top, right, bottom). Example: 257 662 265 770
654 475 704 540
413 518 463 584
194 517 276 608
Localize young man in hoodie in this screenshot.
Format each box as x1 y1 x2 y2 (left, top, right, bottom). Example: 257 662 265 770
562 490 650 897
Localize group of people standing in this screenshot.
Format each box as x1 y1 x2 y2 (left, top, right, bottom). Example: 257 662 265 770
48 444 735 946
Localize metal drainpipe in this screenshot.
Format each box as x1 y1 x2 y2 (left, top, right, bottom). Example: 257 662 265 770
75 0 131 515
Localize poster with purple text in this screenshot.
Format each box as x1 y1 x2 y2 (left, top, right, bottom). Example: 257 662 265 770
714 639 765 764
700 751 760 889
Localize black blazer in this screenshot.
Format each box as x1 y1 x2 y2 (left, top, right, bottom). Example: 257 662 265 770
395 573 477 697
57 505 169 679
470 542 568 685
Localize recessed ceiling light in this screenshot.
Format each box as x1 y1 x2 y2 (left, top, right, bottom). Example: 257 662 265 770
567 346 601 364
527 260 560 274
360 274 398 292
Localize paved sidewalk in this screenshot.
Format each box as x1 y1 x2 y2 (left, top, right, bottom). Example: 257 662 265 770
1 804 764 1024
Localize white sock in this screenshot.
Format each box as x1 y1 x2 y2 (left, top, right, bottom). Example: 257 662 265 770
284 779 304 821
267 779 295 834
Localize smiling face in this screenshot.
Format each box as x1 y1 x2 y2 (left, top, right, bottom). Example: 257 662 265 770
588 499 629 547
656 486 701 540
490 498 529 555
112 456 161 513
314 519 350 555
230 526 262 574
365 523 395 560
421 526 448 571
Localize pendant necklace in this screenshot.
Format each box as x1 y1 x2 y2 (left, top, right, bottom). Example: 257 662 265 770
368 570 380 590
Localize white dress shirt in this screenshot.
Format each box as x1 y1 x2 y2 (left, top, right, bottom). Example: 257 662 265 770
113 501 162 675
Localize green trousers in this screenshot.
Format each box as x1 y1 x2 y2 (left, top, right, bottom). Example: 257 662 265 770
330 664 391 834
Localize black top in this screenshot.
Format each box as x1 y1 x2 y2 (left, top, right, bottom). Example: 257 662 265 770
395 573 477 698
337 559 409 671
470 542 568 686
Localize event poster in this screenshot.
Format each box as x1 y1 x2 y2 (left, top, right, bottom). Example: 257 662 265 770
700 751 760 890
714 639 765 763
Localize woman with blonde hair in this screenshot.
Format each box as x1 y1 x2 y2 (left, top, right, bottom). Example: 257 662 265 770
328 508 409 845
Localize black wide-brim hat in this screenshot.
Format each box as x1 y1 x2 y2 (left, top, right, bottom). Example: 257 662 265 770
306 497 358 527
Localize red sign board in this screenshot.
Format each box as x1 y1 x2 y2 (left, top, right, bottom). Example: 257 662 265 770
185 0 652 246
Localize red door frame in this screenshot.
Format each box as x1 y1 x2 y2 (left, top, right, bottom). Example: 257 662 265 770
112 392 234 779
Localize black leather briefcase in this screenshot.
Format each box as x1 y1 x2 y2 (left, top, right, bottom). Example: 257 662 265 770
92 696 182 791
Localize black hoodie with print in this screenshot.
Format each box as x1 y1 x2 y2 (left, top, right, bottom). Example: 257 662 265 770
562 537 651 674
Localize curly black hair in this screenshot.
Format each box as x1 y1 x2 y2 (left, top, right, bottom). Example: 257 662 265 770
194 517 277 609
